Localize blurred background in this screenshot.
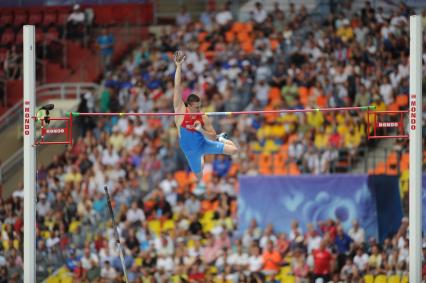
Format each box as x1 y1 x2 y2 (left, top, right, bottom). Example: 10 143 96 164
0 0 425 282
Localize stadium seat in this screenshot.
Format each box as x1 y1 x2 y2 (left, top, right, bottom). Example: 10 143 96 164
148 220 161 235
289 162 300 175
1 28 15 46
57 12 69 26
396 94 408 108
258 153 272 174
14 11 28 27
0 48 7 64
273 152 288 175
388 275 401 283
374 275 387 283
28 12 43 26
0 13 13 26
364 274 374 283
280 275 295 283
162 219 175 231
43 11 57 27
15 31 23 46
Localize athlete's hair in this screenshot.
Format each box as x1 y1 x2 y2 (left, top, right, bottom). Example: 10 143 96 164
185 94 201 107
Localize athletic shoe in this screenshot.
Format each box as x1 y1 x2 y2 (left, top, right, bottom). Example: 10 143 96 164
217 132 230 142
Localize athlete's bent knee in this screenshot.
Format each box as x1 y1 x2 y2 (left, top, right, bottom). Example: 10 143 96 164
224 144 238 155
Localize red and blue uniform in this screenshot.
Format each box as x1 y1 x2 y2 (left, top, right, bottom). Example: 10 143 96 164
179 108 224 174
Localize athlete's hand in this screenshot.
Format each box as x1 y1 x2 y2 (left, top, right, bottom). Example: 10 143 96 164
174 51 186 65
194 121 202 131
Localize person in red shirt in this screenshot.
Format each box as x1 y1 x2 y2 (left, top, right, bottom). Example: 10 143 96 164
312 240 334 282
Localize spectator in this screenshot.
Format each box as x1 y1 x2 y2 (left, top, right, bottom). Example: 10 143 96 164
312 240 334 282
176 5 191 27
97 28 114 73
252 2 268 25
262 240 282 275
100 260 116 280
67 4 86 39
215 2 233 29
348 219 365 246
353 246 369 273
3 45 21 80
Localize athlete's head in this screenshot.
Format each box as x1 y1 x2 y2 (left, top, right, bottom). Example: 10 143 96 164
185 94 201 113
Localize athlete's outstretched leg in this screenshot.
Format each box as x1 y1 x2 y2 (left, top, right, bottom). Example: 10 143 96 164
223 141 238 155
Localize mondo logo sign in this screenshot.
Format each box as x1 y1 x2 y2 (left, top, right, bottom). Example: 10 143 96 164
410 94 416 130
23 100 30 136
377 122 399 128
46 128 65 134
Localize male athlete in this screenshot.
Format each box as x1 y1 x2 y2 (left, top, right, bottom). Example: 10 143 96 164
173 51 238 180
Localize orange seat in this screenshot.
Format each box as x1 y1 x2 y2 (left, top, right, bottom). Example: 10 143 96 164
270 38 279 50
225 31 235 42
175 171 190 188
258 153 272 175
396 94 408 108
231 22 243 33
387 102 399 116
241 41 253 53
386 152 398 166
228 163 240 177
273 152 288 175
237 32 250 42
269 87 281 103
289 162 300 175
198 32 208 42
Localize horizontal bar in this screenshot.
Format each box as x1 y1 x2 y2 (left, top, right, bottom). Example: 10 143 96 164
35 141 71 145
368 135 409 139
72 106 376 117
373 110 409 114
32 117 70 121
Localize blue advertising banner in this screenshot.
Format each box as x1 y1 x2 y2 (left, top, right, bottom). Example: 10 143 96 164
238 175 404 242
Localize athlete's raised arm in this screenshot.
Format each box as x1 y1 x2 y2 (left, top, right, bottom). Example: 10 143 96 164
173 51 186 113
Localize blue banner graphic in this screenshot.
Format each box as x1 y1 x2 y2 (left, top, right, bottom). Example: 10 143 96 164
238 175 403 242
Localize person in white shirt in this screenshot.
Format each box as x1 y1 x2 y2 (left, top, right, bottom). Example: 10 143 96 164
228 243 249 271
348 219 365 245
248 245 263 273
80 247 99 271
67 4 86 39
252 2 267 24
353 247 369 272
101 145 120 167
126 201 146 224
100 260 117 280
157 253 174 273
215 2 233 28
176 5 191 26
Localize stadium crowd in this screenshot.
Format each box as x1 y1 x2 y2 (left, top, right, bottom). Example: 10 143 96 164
0 0 424 282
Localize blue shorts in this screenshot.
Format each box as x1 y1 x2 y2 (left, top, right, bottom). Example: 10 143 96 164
179 127 224 174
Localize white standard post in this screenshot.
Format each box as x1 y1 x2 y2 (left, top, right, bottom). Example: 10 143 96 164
23 25 36 283
409 15 423 283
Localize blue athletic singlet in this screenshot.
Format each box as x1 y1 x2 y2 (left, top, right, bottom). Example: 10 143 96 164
179 109 224 173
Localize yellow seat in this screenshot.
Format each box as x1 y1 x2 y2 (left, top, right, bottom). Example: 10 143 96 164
401 276 408 283
374 275 387 283
280 266 291 276
135 257 143 266
364 274 374 283
162 219 175 231
388 275 400 283
280 275 295 283
148 220 161 235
